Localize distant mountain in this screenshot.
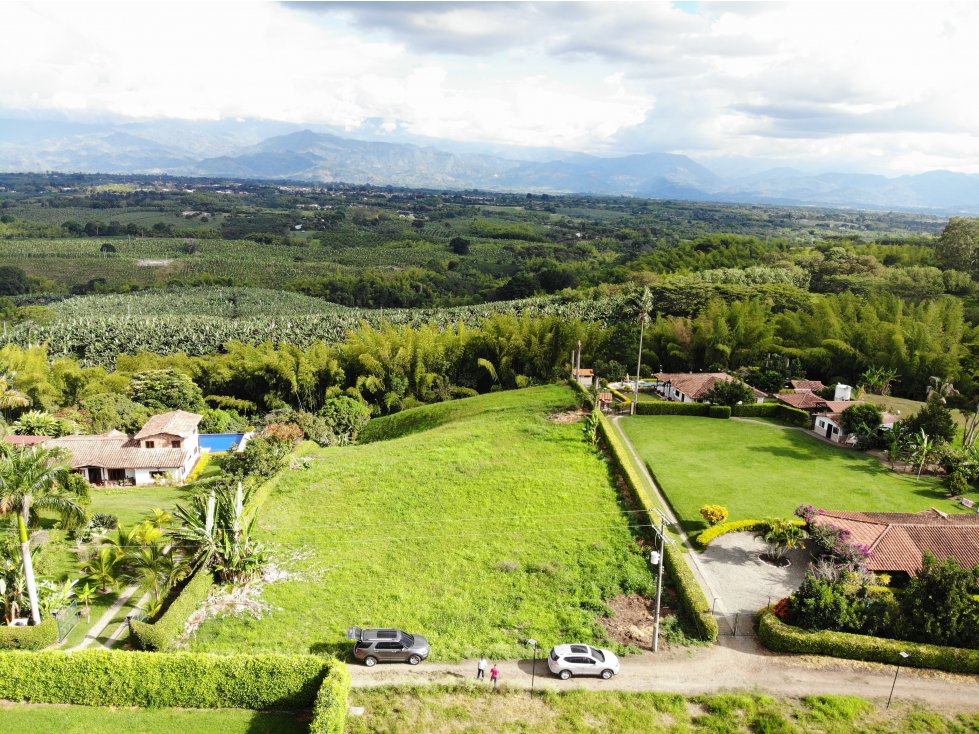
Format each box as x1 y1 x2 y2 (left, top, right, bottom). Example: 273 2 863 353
0 116 977 213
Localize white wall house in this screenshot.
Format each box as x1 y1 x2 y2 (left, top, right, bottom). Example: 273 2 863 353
47 411 203 486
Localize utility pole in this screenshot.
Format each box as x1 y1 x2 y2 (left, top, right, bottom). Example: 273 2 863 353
650 508 673 653
575 340 582 383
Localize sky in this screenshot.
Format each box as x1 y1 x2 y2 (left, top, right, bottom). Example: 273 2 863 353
2 1 978 174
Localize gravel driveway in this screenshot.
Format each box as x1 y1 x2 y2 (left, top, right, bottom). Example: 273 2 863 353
697 532 810 617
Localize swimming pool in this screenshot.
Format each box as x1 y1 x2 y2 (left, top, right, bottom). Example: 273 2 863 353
199 433 246 452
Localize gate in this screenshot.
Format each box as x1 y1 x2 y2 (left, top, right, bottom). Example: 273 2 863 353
716 611 756 638
54 600 80 642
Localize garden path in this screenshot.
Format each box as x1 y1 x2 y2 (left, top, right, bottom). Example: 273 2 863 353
99 589 152 649
65 584 140 651
347 637 979 711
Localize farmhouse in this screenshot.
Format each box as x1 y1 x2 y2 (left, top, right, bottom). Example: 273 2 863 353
47 410 202 486
811 509 979 575
655 372 766 404
574 367 595 389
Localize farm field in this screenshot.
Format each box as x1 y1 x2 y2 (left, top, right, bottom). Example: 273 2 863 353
0 703 304 734
189 385 654 661
347 687 977 734
619 416 969 535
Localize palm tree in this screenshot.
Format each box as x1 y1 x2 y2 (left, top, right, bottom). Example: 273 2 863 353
908 429 936 479
628 287 655 414
0 446 86 624
83 547 121 594
926 376 956 404
0 371 29 420
75 582 96 623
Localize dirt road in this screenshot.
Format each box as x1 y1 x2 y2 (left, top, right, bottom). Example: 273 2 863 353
349 636 979 711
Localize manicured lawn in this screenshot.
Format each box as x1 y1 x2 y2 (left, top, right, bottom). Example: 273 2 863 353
620 416 969 535
190 386 653 661
90 485 191 526
348 686 978 733
0 703 305 734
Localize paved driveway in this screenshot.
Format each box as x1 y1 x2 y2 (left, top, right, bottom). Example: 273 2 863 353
697 532 810 618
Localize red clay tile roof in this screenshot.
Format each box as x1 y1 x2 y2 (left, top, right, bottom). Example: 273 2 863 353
3 435 51 446
777 391 828 411
598 392 613 403
824 400 864 413
656 372 765 401
812 509 979 575
47 433 188 469
134 410 202 440
790 380 826 392
576 368 595 377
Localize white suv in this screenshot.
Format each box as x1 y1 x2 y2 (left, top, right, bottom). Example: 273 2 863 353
547 644 620 680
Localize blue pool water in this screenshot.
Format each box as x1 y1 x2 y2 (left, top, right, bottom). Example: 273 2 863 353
200 433 245 452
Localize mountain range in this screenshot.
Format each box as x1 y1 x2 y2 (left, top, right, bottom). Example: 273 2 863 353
1 117 978 214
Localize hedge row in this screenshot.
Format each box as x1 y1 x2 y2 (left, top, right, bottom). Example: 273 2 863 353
596 412 718 642
730 403 812 427
309 664 353 734
0 649 330 709
568 378 595 408
757 610 979 674
129 568 214 651
695 518 806 548
635 402 710 416
0 617 58 650
708 405 731 419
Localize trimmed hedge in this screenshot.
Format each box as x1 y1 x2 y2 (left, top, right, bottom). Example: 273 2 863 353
708 405 731 419
635 402 710 416
0 649 330 709
0 617 58 650
129 568 214 651
596 412 718 642
775 405 812 427
757 610 979 674
695 518 806 548
567 379 595 408
310 663 352 734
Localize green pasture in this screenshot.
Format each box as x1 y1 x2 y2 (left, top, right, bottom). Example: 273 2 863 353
190 385 653 661
619 415 969 534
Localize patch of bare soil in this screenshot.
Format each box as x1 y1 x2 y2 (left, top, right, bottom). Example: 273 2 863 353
601 593 656 648
547 409 587 424
136 258 173 267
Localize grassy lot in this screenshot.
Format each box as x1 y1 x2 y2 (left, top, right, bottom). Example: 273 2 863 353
190 385 653 661
620 416 970 535
0 703 305 734
863 393 968 431
90 484 191 526
348 686 978 733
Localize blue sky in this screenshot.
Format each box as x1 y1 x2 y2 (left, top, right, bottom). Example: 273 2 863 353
2 1 977 174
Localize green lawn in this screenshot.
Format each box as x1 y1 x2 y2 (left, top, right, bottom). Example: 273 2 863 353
90 485 191 526
348 686 977 734
0 703 305 734
190 385 653 661
620 416 969 535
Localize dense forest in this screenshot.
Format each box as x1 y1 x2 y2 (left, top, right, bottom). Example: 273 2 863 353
0 172 977 421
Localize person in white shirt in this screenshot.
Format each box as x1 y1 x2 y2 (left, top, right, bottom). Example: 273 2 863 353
476 656 488 680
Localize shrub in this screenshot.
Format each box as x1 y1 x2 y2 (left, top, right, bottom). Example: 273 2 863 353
703 380 755 407
309 664 352 734
840 403 883 437
899 552 979 648
757 610 979 674
0 649 332 709
730 404 778 418
708 405 731 419
699 504 729 526
596 412 717 642
0 617 58 650
634 402 710 416
695 518 805 547
320 396 372 444
129 569 213 651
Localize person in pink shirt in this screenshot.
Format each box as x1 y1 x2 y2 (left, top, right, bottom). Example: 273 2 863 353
490 663 500 687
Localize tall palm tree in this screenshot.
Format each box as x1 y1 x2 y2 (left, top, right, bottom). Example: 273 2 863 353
628 287 655 413
0 445 85 624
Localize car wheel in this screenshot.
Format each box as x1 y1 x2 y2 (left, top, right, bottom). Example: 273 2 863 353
601 669 613 680
559 669 571 680
408 654 422 666
364 656 378 667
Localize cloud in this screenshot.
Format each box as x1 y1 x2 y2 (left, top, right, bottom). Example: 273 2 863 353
1 1 978 173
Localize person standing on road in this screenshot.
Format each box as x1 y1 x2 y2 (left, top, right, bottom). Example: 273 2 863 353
490 663 500 688
477 656 488 680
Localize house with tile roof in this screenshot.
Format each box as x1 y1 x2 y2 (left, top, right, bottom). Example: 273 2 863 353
655 372 767 404
810 509 979 575
789 379 826 393
46 411 202 486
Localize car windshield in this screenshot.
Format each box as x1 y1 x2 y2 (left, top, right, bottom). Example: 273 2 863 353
399 633 414 646
589 647 605 662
